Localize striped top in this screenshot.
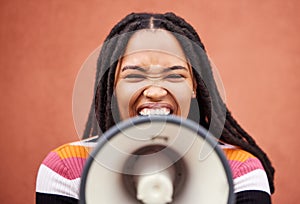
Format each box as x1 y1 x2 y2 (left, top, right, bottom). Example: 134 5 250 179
36 137 271 203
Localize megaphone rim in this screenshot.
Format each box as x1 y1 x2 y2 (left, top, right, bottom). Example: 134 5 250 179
79 116 235 204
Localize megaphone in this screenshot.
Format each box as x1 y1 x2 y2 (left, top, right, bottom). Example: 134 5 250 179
80 116 234 204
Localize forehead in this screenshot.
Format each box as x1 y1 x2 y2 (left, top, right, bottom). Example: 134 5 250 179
123 29 186 62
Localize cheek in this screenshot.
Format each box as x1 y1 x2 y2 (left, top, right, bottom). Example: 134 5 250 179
115 81 142 119
176 91 193 116
115 82 130 117
166 83 193 117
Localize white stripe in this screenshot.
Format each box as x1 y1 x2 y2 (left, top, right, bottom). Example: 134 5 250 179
233 169 270 194
218 143 237 149
70 137 98 148
36 164 80 199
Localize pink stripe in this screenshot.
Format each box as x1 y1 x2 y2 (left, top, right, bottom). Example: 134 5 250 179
42 152 61 167
62 157 86 179
228 158 264 179
43 152 86 180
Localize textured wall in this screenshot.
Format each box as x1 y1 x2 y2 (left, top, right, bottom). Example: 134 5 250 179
0 0 299 203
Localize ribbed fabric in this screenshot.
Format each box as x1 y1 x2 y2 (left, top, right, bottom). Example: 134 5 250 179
36 192 78 204
235 190 271 204
223 148 264 179
36 137 96 201
222 145 271 195
36 138 271 203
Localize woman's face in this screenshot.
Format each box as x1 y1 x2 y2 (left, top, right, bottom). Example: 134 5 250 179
114 29 196 120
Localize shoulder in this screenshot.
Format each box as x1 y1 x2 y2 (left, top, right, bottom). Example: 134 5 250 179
220 144 271 195
42 136 98 178
36 136 98 199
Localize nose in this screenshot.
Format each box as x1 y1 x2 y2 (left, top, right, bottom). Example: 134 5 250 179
143 85 168 100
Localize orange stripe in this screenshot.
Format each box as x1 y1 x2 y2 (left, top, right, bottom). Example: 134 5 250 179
222 148 255 162
54 144 91 159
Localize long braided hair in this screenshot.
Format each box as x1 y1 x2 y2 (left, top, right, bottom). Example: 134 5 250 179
82 12 275 194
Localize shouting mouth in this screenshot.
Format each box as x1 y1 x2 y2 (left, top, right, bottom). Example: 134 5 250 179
137 103 174 116
139 107 172 116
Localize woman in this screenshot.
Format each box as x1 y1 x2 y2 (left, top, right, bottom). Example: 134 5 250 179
36 12 275 204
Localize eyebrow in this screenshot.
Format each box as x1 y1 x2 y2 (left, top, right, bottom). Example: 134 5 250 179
121 65 188 72
121 66 146 72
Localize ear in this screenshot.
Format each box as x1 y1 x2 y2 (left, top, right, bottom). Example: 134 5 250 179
114 58 122 89
192 78 197 98
192 90 196 98
187 62 197 99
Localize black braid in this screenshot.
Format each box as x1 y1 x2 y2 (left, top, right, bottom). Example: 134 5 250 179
82 12 275 194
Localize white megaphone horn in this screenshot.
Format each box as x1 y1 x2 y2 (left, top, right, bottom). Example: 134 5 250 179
79 116 235 204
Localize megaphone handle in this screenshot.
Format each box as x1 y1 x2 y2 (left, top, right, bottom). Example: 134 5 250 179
137 173 173 204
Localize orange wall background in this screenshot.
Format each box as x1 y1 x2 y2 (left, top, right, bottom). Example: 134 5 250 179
1 0 299 203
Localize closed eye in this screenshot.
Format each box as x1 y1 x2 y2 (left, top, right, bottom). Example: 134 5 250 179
123 74 146 82
125 74 146 79
164 74 185 82
165 74 184 78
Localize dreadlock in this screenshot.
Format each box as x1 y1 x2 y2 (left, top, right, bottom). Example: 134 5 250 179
82 12 275 194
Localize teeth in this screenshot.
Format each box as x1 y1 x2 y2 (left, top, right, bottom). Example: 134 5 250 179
139 108 171 116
